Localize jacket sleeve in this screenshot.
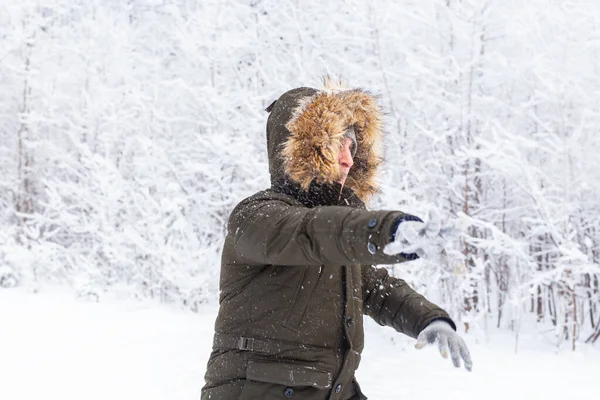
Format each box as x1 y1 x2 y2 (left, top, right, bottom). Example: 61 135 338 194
361 264 457 338
229 195 412 266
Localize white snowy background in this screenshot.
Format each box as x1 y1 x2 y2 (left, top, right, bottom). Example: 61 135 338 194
0 0 599 399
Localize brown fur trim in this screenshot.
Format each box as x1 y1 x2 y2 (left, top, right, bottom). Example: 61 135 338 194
282 82 383 202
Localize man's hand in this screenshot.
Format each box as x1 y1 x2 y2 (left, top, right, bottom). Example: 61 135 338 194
383 207 453 260
415 320 473 371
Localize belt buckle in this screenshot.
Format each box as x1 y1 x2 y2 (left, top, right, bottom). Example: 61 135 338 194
237 337 255 351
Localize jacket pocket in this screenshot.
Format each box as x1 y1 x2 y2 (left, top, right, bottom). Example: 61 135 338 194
282 266 322 332
239 360 332 400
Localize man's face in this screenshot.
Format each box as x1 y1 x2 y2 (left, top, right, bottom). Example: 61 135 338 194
338 136 355 186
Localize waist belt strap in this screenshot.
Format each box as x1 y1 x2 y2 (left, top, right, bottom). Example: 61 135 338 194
213 333 329 354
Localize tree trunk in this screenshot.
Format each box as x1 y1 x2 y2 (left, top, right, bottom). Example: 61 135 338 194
16 28 35 218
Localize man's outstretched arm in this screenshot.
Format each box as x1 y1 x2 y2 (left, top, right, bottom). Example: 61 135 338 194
361 265 473 370
229 193 415 266
361 264 456 338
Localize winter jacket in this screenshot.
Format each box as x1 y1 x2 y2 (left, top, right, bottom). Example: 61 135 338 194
201 81 455 400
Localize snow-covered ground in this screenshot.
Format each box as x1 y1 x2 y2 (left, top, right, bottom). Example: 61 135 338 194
0 288 597 400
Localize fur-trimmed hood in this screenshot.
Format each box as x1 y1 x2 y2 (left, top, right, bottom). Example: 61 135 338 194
265 79 384 203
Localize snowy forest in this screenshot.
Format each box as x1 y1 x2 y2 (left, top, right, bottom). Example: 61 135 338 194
1 0 599 350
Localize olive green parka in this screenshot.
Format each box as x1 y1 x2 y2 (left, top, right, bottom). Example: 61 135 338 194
201 81 455 400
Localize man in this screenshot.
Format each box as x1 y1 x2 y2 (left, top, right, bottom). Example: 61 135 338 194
201 79 472 400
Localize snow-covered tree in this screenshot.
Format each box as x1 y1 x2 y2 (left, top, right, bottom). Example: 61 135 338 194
0 0 598 347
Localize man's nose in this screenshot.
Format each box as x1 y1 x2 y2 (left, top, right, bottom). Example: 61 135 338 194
340 146 354 169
